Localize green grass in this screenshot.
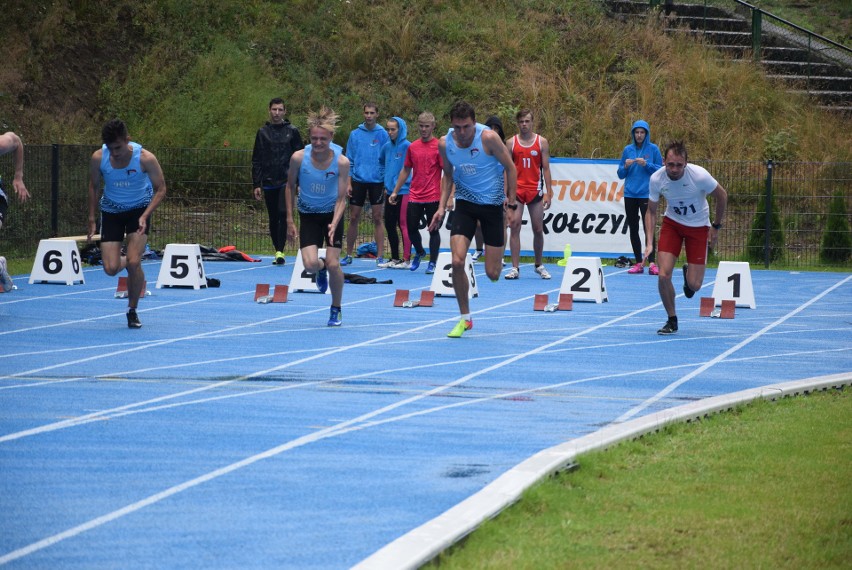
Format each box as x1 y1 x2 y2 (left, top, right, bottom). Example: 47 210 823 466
426 389 852 569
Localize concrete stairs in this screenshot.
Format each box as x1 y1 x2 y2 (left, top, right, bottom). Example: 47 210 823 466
605 0 852 114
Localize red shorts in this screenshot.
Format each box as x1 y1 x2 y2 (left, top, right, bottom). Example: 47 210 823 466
516 186 542 205
658 217 709 265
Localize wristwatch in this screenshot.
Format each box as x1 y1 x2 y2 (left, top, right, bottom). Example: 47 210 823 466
711 222 723 230
507 202 518 210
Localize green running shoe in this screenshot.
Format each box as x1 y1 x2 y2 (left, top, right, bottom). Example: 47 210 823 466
447 318 472 338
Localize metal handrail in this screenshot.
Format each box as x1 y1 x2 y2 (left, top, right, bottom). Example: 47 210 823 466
649 0 851 67
730 0 849 56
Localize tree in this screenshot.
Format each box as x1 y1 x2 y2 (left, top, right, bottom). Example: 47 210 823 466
746 189 784 264
819 191 852 264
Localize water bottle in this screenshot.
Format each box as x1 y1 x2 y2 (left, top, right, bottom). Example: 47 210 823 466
557 243 572 266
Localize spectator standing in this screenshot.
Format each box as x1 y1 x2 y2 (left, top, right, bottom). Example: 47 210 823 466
341 103 390 265
504 109 554 280
617 119 663 274
252 98 304 265
390 111 444 274
378 116 412 268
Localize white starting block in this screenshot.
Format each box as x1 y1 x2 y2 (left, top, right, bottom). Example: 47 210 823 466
711 261 756 309
156 243 207 289
429 252 479 298
290 248 331 294
559 256 608 303
29 239 85 285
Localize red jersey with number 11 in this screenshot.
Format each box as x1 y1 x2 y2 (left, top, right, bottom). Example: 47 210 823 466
511 135 543 203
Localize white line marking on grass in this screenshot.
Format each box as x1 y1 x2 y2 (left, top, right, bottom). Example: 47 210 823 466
613 274 852 424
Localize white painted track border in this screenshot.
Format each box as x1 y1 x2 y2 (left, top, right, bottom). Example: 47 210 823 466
354 372 852 570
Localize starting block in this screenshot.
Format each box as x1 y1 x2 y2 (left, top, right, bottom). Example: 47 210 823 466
255 284 289 303
115 276 151 298
533 293 573 311
700 297 736 318
393 289 435 308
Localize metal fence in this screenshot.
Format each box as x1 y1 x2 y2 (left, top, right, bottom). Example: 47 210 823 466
1 145 850 269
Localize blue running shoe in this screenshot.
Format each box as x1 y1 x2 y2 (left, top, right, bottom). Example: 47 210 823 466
316 264 328 294
327 306 342 327
410 255 421 271
340 255 353 266
425 262 436 274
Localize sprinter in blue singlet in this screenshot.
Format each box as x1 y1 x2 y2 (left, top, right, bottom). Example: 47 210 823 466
285 107 350 327
430 101 518 338
88 119 168 329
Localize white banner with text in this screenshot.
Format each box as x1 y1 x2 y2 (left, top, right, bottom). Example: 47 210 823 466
416 158 637 257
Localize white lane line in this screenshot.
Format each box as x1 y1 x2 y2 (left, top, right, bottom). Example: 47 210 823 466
0 298 655 565
99 345 852 424
2 281 847 562
613 274 852 423
0 292 480 443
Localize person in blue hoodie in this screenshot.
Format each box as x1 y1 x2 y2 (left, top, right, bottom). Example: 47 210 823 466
617 119 663 274
378 116 412 268
341 103 390 265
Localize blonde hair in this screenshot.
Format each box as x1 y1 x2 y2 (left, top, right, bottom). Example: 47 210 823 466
306 106 340 135
418 111 436 125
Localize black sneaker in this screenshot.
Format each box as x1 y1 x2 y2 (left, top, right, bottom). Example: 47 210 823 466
127 309 142 329
682 264 695 298
657 318 678 335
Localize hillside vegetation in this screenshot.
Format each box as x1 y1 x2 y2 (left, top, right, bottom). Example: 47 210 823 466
1 0 850 161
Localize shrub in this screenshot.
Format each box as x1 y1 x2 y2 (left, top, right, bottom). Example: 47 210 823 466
746 190 785 264
819 191 852 263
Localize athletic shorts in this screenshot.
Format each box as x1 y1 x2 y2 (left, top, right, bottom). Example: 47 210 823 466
100 206 150 242
349 181 385 207
0 194 7 227
658 216 709 266
451 200 505 247
298 212 344 249
517 187 543 206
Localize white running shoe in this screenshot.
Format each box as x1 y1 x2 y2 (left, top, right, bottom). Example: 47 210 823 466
535 265 552 280
0 257 13 292
390 260 410 269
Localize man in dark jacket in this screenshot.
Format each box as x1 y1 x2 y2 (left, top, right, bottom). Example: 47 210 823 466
252 98 304 264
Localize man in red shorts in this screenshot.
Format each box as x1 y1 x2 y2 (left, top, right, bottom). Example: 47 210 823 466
644 141 727 335
504 109 553 280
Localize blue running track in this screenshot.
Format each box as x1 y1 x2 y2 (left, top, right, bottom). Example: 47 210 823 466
0 255 849 568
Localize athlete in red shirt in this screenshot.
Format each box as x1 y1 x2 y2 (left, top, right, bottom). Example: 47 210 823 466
505 109 553 280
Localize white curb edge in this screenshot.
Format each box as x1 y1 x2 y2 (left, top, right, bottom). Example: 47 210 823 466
354 372 851 570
